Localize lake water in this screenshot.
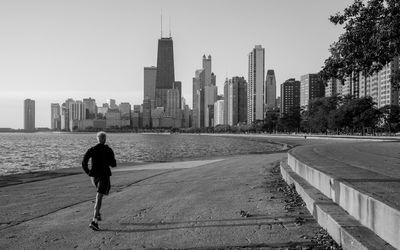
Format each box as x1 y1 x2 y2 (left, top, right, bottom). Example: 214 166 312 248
0 133 283 176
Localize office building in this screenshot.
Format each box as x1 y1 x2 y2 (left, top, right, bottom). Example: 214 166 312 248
173 81 182 108
225 77 247 126
144 66 157 103
248 45 265 123
83 98 97 119
281 78 301 117
300 73 325 108
166 88 180 118
192 55 216 128
50 103 61 130
119 102 131 120
24 99 35 131
155 37 175 108
265 70 276 111
142 97 152 128
107 99 117 109
204 85 218 127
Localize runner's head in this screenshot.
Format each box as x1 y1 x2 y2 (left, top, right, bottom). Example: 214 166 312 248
97 131 106 144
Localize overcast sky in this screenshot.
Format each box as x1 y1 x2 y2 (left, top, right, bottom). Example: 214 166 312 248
0 0 351 128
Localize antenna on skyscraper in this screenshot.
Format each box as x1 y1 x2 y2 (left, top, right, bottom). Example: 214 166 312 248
169 16 171 37
160 9 163 38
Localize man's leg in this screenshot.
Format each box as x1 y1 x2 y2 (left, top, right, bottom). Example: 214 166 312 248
93 192 103 221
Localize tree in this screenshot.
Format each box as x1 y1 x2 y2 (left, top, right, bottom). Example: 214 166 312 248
338 96 379 134
321 0 400 89
379 105 400 133
306 95 342 133
279 107 301 132
264 112 279 133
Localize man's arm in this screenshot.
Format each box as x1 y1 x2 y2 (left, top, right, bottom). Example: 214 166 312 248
82 148 92 175
109 148 117 168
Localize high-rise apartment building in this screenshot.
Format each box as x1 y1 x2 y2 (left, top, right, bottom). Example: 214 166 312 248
155 37 175 108
144 66 157 104
281 78 301 117
359 57 400 108
325 78 343 97
24 99 35 131
50 103 61 130
248 45 265 123
300 73 325 108
214 100 224 126
61 98 74 131
265 70 276 111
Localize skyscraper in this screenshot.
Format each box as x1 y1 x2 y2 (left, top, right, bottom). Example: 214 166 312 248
325 78 343 97
226 77 247 126
248 45 265 123
300 73 325 109
107 99 117 109
214 100 224 126
192 69 204 128
358 57 400 108
281 78 300 117
144 66 157 104
155 37 175 108
265 70 276 111
24 99 35 131
69 100 86 131
119 102 131 119
50 103 61 130
83 97 97 119
204 85 217 127
173 81 182 108
192 55 216 128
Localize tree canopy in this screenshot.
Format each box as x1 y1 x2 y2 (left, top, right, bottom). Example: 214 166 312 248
320 0 400 87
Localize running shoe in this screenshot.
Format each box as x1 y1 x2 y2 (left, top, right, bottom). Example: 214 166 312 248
89 221 100 231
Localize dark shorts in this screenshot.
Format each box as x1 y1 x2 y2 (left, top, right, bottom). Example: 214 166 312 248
91 176 111 195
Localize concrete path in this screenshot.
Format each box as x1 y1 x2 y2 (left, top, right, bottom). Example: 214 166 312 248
0 153 325 249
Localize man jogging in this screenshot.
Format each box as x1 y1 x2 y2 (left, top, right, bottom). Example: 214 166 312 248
82 131 117 231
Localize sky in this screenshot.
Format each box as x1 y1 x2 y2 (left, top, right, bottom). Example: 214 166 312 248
0 0 352 129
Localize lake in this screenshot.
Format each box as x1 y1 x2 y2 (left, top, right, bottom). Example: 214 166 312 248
0 133 283 175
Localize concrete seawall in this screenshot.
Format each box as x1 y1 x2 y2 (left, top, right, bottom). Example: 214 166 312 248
282 141 400 249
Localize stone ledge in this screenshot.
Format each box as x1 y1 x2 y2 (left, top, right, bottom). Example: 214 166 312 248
280 160 395 250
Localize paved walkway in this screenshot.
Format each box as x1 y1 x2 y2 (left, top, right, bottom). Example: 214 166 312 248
0 153 324 249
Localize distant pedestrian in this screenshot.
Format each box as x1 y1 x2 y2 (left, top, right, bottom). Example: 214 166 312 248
82 131 117 231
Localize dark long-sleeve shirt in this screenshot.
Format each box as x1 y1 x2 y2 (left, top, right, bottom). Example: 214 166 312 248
82 143 116 177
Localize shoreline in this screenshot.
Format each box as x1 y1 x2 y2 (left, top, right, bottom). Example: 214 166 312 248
1 133 391 187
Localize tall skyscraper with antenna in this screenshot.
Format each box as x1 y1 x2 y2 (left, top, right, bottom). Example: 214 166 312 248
155 14 175 109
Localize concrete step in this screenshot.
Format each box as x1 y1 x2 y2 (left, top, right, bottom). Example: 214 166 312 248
280 160 395 250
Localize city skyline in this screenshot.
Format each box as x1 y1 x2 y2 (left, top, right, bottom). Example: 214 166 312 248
0 0 351 128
